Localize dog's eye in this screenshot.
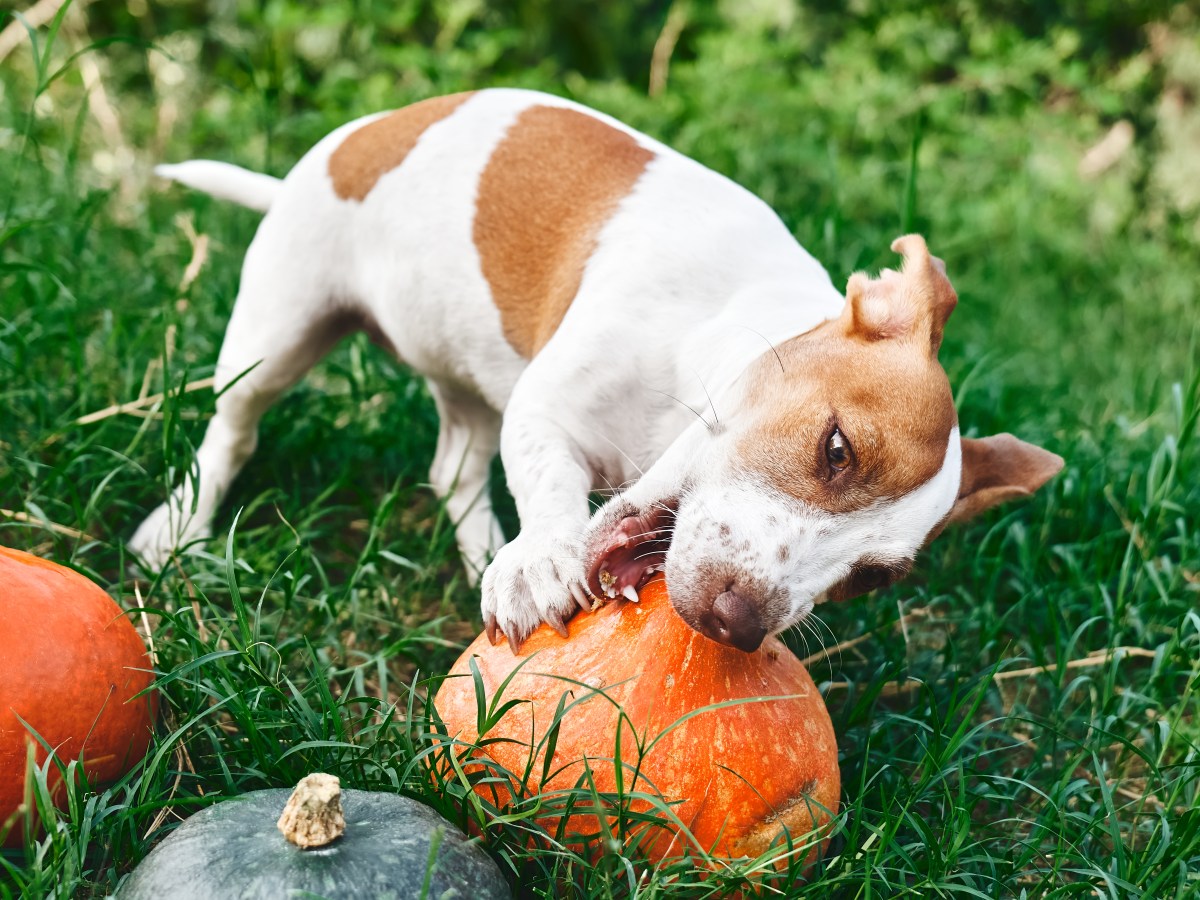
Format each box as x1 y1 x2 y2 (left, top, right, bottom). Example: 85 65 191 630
826 428 852 472
829 563 895 602
856 566 890 592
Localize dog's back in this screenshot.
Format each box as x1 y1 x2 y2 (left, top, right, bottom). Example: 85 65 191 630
192 89 840 411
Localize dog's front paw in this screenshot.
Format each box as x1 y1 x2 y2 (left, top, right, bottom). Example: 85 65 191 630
480 530 592 651
128 499 210 571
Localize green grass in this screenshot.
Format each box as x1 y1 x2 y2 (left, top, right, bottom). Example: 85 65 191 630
1 1 1198 897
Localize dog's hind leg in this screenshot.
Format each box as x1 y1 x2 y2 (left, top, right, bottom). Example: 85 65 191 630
129 238 351 569
426 380 505 584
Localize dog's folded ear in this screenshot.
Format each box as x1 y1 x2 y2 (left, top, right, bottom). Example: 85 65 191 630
843 233 958 354
949 433 1064 523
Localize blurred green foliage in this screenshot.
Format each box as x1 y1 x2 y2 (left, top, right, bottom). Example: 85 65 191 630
1 1 1198 896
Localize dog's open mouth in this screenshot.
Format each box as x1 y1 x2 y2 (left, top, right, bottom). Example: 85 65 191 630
587 504 677 603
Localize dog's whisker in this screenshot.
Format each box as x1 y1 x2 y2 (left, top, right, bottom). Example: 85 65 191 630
799 611 840 681
633 550 668 563
621 525 672 539
582 426 647 478
645 386 714 433
687 367 722 430
734 323 786 376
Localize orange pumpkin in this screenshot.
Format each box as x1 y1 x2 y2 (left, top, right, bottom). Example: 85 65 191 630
0 546 157 845
435 576 839 864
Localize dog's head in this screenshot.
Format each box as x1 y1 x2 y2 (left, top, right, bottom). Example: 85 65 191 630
586 235 1062 651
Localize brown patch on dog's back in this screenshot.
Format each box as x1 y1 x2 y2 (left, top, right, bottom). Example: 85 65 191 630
474 105 654 358
328 92 475 201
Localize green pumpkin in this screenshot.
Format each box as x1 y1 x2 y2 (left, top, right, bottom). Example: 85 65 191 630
119 776 509 900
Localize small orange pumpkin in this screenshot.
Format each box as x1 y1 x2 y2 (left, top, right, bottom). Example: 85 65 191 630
435 577 839 863
0 546 157 845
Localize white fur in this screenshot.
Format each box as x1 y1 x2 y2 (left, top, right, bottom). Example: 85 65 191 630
133 88 955 646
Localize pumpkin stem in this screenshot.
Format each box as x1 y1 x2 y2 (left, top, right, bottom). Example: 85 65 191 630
277 773 346 849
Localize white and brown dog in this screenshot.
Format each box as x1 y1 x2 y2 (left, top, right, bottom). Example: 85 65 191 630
131 88 1063 651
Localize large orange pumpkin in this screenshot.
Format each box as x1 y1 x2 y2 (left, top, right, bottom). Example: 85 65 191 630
435 577 839 864
0 546 157 845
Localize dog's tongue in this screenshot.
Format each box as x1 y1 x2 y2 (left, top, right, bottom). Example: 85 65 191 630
587 511 672 603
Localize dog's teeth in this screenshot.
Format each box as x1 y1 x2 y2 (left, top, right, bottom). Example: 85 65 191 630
622 585 640 603
643 566 656 577
605 585 617 599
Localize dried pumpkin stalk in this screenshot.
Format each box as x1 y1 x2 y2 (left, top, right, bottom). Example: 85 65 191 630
277 773 346 849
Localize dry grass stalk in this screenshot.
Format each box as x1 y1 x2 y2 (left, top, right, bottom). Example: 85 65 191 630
74 376 214 425
649 2 688 97
176 212 210 295
0 508 96 541
0 0 72 63
132 581 157 665
172 555 211 645
142 706 201 837
992 646 1157 681
798 608 928 668
825 645 1156 696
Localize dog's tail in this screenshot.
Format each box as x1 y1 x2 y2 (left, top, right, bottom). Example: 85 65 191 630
155 161 281 213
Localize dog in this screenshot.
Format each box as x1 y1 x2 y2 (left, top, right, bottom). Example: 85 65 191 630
131 88 1063 651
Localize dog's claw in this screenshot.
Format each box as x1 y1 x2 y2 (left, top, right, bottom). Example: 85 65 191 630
569 581 591 614
546 610 570 639
505 626 529 654
484 614 499 646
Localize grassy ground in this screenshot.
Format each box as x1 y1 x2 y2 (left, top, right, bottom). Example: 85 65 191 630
1 2 1198 897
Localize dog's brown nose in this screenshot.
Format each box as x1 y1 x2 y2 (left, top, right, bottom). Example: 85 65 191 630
698 590 767 653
